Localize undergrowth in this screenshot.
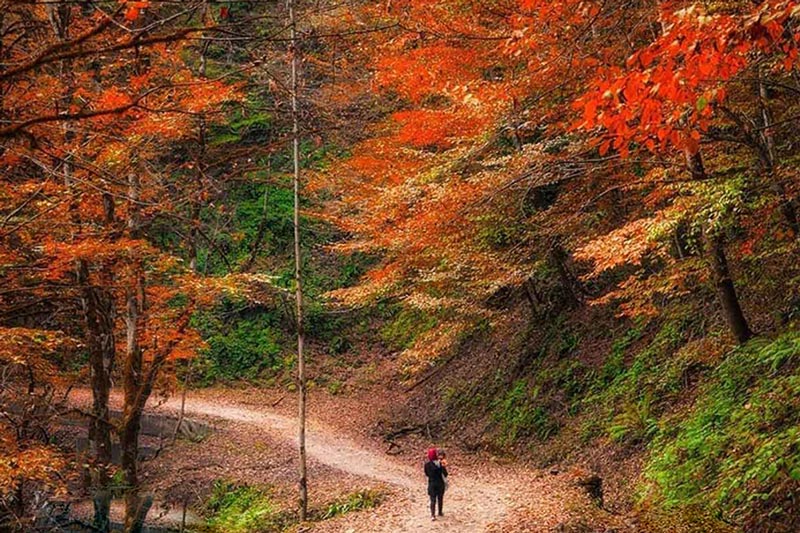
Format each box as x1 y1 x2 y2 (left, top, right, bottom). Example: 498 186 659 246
318 489 384 520
482 320 800 529
380 306 439 352
190 299 285 384
643 331 800 530
202 481 384 532
204 481 288 533
492 379 559 445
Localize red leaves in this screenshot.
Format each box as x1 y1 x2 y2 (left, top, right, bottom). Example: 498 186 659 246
123 1 150 22
392 109 488 150
375 46 480 103
577 1 800 157
124 7 140 21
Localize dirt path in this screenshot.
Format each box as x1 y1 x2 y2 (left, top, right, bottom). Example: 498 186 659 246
68 388 628 532
149 394 512 532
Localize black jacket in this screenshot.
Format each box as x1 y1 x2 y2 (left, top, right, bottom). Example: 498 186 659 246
424 460 448 496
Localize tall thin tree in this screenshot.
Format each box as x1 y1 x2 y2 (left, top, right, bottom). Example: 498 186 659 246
288 0 308 520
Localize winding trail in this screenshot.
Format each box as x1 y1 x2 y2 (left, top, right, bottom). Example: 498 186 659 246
151 394 513 532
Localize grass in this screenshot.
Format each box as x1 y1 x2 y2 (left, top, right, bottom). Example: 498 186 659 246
642 331 800 528
204 481 286 533
203 481 384 532
318 489 384 520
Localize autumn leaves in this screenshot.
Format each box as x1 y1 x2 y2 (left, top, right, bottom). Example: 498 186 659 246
320 0 800 366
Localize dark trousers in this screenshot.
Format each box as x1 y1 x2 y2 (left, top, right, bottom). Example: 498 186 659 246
429 490 444 516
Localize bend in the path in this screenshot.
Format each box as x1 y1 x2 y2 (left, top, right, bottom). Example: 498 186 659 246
155 395 417 490
152 394 512 532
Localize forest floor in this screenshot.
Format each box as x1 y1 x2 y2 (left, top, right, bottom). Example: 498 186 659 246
70 387 633 532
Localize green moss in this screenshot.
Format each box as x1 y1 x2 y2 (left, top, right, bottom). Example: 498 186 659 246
380 306 439 352
643 332 800 526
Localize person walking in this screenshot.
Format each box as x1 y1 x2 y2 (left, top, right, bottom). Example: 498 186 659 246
424 447 448 521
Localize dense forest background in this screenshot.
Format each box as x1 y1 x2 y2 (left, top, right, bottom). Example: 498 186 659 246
2 1 800 532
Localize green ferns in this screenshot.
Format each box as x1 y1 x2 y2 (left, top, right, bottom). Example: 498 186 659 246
204 482 383 532
644 332 800 527
492 379 558 445
205 481 286 533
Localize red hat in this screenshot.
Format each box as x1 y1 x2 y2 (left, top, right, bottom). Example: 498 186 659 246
427 448 438 461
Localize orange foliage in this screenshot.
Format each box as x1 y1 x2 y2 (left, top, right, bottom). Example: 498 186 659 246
316 0 800 367
0 2 243 509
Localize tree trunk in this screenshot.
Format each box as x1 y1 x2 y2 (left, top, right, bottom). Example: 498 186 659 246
757 71 800 236
288 0 308 520
78 262 115 533
523 278 542 318
708 234 753 344
686 150 754 344
50 4 114 529
121 167 149 533
122 277 143 531
548 242 581 308
241 187 271 273
189 116 206 273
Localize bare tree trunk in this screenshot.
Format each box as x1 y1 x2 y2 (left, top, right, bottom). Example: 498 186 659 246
241 186 271 273
522 278 540 317
189 116 206 273
548 242 581 307
757 70 800 236
122 282 146 533
288 0 308 520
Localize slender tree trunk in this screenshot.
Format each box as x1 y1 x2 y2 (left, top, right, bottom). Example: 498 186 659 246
122 169 149 533
288 0 308 520
708 234 753 344
122 277 143 532
757 70 800 236
523 278 542 318
548 242 581 307
49 4 114 529
189 116 206 273
241 187 271 273
687 149 754 344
